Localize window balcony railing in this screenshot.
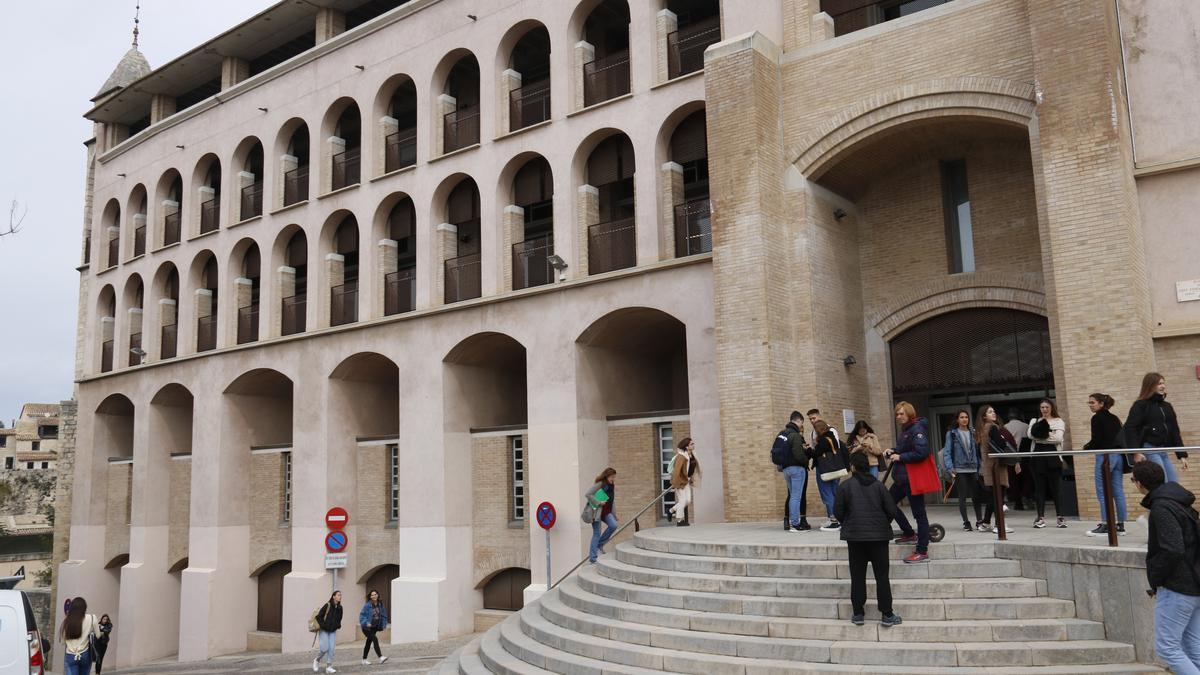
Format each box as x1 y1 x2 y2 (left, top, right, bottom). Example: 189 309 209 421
667 17 721 79
161 323 177 359
332 147 361 191
330 279 358 326
237 304 259 344
101 339 114 373
444 252 482 304
583 49 631 107
384 267 416 316
282 294 306 336
513 234 554 290
199 198 219 235
107 237 119 268
164 212 181 246
133 224 146 257
826 0 952 36
83 236 91 266
385 129 417 173
284 165 309 206
196 314 217 352
129 332 143 366
674 197 713 257
588 217 636 274
443 105 480 153
241 182 263 220
510 79 551 131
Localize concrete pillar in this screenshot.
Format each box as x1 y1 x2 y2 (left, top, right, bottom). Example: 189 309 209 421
811 12 835 43
576 185 599 276
573 41 595 110
150 95 176 125
781 0 819 51
436 95 456 156
499 69 522 134
221 56 250 90
434 223 457 306
159 200 179 248
377 116 399 176
277 154 298 210
656 10 678 85
323 253 345 327
272 266 296 337
376 239 398 316
660 162 684 259
502 205 524 291
315 8 345 43
324 137 345 194
281 372 327 653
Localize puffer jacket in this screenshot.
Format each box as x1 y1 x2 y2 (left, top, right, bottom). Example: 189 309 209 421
316 602 343 633
891 417 931 483
942 427 981 473
834 472 900 542
1127 394 1187 459
1142 482 1200 596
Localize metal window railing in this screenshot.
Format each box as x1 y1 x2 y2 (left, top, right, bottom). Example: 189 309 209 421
583 49 631 107
330 279 358 326
107 237 119 268
83 236 91 265
384 267 416 316
160 323 177 359
196 314 217 352
164 212 181 245
513 234 554 290
443 105 480 153
667 17 721 79
674 197 712 257
237 304 259 344
588 217 636 274
129 332 142 366
241 183 263 220
199 198 219 234
282 294 306 336
385 129 417 173
101 339 114 372
284 165 309 206
134 224 146 257
510 79 551 131
332 147 361 191
444 252 482 303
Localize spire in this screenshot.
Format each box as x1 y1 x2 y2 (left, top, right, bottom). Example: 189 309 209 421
132 1 141 48
92 2 152 102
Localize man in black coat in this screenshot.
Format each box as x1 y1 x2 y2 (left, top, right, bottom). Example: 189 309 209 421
781 411 813 531
1132 461 1200 674
834 452 902 628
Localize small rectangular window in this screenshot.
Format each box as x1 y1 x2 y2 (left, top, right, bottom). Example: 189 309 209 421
31 441 40 451
657 423 676 519
4 457 12 469
0 436 7 447
388 444 399 522
41 462 48 469
941 159 975 274
511 436 525 521
282 451 293 523
26 461 34 470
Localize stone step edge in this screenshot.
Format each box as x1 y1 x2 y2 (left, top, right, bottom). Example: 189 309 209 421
478 622 558 675
497 611 658 675
632 529 998 561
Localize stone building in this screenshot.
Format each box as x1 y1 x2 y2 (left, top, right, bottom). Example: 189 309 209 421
58 0 1200 669
1 403 63 472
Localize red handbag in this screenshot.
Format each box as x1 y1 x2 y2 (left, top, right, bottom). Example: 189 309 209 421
906 454 941 496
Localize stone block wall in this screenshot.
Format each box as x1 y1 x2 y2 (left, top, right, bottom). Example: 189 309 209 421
49 399 77 622
471 434 530 587
355 443 399 581
249 451 291 574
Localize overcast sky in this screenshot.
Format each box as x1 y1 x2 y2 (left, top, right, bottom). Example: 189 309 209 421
0 2 276 425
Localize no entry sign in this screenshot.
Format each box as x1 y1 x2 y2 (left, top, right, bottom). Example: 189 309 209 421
326 507 348 530
536 501 556 530
325 530 348 553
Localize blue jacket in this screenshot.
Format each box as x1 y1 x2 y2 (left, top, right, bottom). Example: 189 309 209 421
892 418 931 483
358 601 390 630
942 427 981 472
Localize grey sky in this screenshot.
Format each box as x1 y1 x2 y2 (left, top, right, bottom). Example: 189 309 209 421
0 1 275 425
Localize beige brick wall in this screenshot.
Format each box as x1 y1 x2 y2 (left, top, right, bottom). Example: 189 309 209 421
104 463 131 564
471 434 529 587
168 457 191 568
355 444 398 581
249 452 292 574
605 418 691 543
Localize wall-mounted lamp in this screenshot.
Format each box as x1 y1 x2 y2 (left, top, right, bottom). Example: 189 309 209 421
546 254 568 282
833 208 847 221
842 355 857 367
130 347 147 358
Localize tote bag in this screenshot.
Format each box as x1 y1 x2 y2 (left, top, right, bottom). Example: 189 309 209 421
907 454 941 496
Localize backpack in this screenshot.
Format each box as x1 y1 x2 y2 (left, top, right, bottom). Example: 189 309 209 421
770 430 793 467
308 603 326 633
988 431 1022 467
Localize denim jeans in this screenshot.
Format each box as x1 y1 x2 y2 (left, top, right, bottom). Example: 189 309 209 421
816 474 839 519
1154 587 1200 675
1094 453 1127 522
1143 444 1181 483
783 465 807 526
589 512 617 562
64 650 94 675
889 480 929 553
317 629 336 665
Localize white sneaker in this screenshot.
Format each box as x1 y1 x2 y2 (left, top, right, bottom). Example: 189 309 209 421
992 524 1014 533
362 659 371 665
313 658 320 673
379 656 388 664
326 668 337 674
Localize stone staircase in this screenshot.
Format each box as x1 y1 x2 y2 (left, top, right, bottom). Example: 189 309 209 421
433 524 1161 674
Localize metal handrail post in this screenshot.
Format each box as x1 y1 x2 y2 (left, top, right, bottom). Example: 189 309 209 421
993 461 1007 541
1100 453 1118 547
550 487 673 590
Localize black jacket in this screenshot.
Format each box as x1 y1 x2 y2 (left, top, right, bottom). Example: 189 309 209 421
1142 482 1200 596
781 422 809 468
834 472 900 542
316 602 343 632
1126 395 1187 459
1087 410 1123 451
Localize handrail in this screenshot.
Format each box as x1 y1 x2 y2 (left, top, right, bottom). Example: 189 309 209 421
551 487 673 590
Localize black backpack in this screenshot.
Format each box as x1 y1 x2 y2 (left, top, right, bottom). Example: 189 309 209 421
771 429 792 467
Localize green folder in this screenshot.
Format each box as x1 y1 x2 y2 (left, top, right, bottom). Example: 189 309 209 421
593 488 610 503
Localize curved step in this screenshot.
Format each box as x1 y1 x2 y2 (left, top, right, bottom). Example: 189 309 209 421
496 611 656 675
633 527 996 561
453 638 490 675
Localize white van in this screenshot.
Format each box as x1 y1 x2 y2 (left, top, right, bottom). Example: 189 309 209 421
0 572 47 675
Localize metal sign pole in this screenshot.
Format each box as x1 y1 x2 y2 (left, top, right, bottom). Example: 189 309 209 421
545 528 552 590
332 567 338 593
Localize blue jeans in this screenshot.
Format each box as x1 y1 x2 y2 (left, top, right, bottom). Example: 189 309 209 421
1143 444 1181 484
889 480 929 553
317 629 336 665
783 466 807 526
64 650 94 675
1094 453 1127 522
589 513 617 562
1154 587 1200 675
817 474 839 519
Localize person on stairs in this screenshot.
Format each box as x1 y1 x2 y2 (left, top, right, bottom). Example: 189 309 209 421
835 451 903 628
779 411 813 532
812 420 846 531
884 401 933 564
586 468 618 563
668 437 700 526
942 409 985 532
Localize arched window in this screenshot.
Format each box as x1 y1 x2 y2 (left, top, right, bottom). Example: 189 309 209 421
442 54 480 153
444 179 481 303
330 216 359 326
384 198 417 315
283 124 310 206
237 243 261 344
507 26 551 131
580 1 631 107
512 157 554 290
669 109 711 256
586 134 636 274
196 255 219 352
664 0 721 80
331 104 362 191
282 231 308 335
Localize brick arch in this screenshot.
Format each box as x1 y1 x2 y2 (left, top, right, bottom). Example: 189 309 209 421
791 77 1037 180
870 272 1046 342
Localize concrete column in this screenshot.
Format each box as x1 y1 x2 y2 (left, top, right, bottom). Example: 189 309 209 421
324 137 345 194
656 10 678 85
159 200 179 248
272 266 296 337
315 8 345 43
573 41 595 110
195 186 216 237
502 205 524 291
323 253 345 327
221 56 250 90
660 162 684 260
377 116 399 176
434 223 457 305
150 95 176 125
277 154 298 210
499 69 522 134
376 239 398 316
811 12 835 42
436 95 456 156
576 185 599 276
237 171 256 221
281 371 327 653
130 213 147 258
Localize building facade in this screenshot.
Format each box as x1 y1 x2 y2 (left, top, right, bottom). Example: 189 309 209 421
59 0 1200 668
1 403 62 471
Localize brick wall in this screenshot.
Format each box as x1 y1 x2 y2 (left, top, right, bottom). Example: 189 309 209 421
249 452 291 574
355 443 398 581
168 457 191 567
471 434 529 587
605 418 691 541
104 463 131 564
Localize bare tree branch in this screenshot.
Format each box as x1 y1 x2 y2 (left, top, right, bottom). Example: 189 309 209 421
1 200 27 238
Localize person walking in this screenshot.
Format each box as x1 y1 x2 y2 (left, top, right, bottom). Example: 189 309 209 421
1028 399 1067 529
1128 372 1190 483
834 451 903 628
942 409 985 532
313 590 343 674
586 468 618 563
848 421 884 477
884 402 933 564
668 437 699 526
59 597 99 675
1086 393 1127 537
1132 460 1200 675
94 614 113 674
812 420 846 531
777 411 813 532
976 405 1018 533
358 589 390 665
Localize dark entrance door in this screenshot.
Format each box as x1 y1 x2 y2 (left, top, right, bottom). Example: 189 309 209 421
482 568 531 610
256 560 291 632
363 564 399 617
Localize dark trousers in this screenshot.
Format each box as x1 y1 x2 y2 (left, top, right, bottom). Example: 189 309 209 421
362 627 382 659
889 480 929 553
94 638 109 674
1033 466 1063 519
981 482 998 523
847 540 893 616
954 473 983 525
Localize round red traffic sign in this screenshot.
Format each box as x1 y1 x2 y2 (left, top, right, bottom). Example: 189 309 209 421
326 507 349 530
536 502 556 530
325 530 348 553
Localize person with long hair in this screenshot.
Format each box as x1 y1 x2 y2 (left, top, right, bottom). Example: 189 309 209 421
848 420 884 477
59 596 99 675
975 405 1018 533
1028 398 1067 528
943 409 984 532
811 420 846 530
313 590 343 673
1086 393 1127 536
668 437 700 526
884 402 932 564
586 468 618 563
94 614 113 674
1128 372 1190 483
358 589 390 665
